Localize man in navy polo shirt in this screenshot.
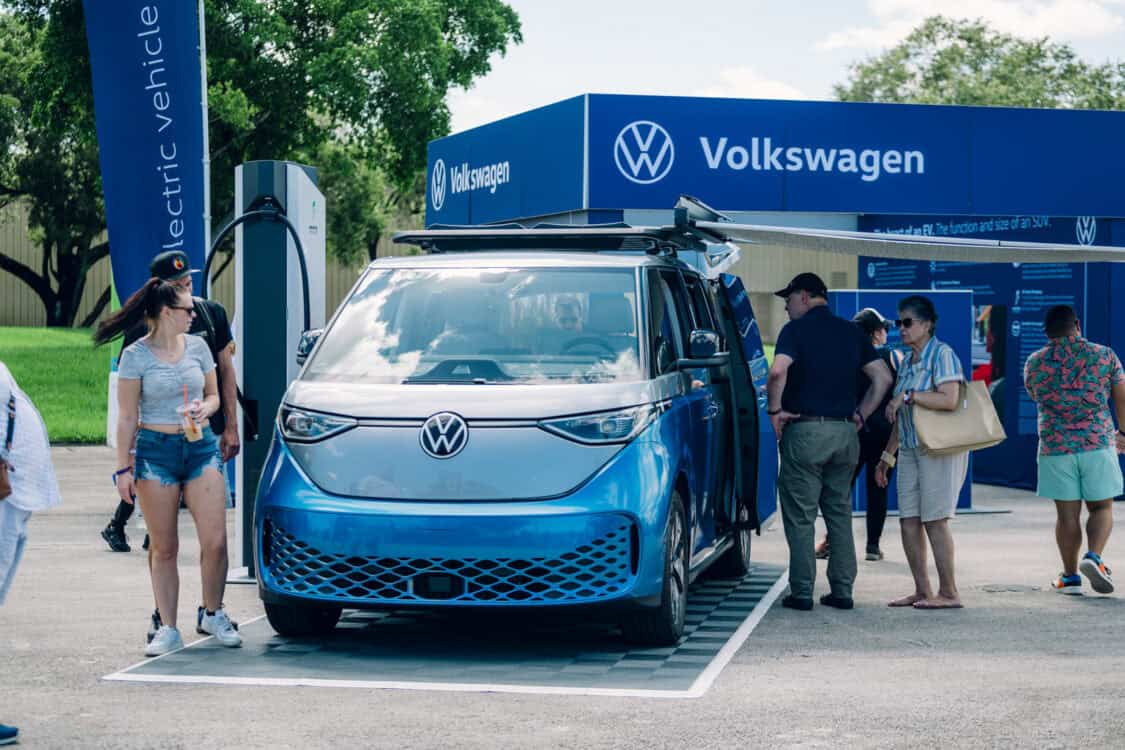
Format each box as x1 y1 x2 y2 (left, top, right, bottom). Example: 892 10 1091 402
767 273 892 611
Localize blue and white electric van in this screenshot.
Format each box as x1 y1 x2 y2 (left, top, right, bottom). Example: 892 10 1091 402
253 216 775 645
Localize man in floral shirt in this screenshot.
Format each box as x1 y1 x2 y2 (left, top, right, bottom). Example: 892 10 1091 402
1024 305 1125 596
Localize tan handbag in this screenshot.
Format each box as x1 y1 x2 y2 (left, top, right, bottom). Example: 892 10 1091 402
913 380 1006 456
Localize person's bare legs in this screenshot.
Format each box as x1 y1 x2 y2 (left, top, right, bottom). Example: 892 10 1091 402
890 516 932 606
1055 500 1083 575
183 467 228 613
916 518 961 607
1085 499 1114 557
136 480 181 627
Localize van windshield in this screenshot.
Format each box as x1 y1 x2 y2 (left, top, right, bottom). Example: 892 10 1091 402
303 267 643 384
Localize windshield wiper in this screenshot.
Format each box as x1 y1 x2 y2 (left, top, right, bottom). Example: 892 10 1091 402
401 376 496 384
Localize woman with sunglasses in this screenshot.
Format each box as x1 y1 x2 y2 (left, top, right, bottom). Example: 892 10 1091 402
94 279 242 654
874 295 968 609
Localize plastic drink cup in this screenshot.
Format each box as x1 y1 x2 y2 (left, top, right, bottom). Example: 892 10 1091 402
176 401 203 442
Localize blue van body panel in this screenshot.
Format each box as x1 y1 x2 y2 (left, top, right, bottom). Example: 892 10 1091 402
255 417 680 608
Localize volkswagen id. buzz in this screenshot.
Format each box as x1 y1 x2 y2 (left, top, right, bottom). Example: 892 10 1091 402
254 210 775 645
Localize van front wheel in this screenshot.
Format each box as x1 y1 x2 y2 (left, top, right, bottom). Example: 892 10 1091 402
620 494 688 646
264 601 342 637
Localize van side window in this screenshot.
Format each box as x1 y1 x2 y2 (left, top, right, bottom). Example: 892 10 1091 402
683 274 716 331
659 270 695 344
647 270 685 375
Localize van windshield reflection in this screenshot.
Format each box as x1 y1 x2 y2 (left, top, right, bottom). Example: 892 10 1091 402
302 267 643 385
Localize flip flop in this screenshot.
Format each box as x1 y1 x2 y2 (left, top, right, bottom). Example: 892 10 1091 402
888 594 926 607
912 598 964 610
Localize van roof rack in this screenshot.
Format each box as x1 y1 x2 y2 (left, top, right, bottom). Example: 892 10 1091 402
394 225 707 254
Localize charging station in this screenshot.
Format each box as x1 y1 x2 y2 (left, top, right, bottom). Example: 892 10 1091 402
223 160 326 578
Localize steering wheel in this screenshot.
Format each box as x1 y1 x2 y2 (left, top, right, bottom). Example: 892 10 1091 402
560 336 618 357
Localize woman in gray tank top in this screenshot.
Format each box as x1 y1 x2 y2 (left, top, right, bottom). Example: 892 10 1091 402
94 279 242 656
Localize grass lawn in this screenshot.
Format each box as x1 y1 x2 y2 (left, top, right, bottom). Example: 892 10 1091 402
0 327 107 444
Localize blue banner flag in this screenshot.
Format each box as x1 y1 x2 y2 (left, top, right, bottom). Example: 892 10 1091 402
83 1 206 301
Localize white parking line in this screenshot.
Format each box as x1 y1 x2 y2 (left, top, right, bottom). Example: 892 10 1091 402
102 571 788 699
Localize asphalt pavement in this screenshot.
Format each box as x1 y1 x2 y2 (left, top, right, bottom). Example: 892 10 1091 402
2 445 1122 749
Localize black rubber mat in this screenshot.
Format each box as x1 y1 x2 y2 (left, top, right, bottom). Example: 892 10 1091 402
107 563 785 696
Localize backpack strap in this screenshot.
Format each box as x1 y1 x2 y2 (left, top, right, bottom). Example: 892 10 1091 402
192 297 219 357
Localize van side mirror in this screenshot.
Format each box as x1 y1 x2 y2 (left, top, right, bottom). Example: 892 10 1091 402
675 329 729 369
296 328 323 366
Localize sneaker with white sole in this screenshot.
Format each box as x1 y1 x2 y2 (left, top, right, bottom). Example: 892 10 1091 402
145 625 184 657
146 609 163 644
1051 573 1083 595
198 606 242 647
1079 553 1114 594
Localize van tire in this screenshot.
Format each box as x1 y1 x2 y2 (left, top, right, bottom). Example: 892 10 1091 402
264 601 342 637
712 497 753 578
620 494 688 646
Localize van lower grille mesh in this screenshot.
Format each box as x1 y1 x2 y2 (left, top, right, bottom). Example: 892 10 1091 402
265 519 636 604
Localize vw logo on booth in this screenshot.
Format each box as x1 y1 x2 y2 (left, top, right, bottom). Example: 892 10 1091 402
614 120 675 184
430 158 447 212
1076 216 1097 246
420 412 468 459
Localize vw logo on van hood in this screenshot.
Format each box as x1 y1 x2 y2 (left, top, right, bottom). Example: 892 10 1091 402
430 158 447 211
420 412 467 459
614 120 675 184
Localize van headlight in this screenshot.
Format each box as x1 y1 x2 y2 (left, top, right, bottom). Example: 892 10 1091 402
279 406 357 443
539 403 663 444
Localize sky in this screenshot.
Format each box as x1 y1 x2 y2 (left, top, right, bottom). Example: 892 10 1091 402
448 0 1125 133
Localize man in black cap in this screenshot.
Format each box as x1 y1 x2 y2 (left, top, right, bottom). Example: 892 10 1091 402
100 250 240 553
767 273 892 611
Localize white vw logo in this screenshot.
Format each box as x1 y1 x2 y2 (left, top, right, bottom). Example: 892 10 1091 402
614 120 674 184
430 158 447 212
420 412 467 459
1076 216 1096 246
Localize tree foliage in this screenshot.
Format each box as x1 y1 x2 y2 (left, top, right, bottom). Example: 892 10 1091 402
0 0 521 324
835 16 1125 109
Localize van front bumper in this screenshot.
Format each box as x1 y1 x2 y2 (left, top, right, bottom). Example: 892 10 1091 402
254 431 675 609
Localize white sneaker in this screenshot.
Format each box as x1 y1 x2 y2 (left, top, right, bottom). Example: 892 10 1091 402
145 625 184 657
198 606 242 647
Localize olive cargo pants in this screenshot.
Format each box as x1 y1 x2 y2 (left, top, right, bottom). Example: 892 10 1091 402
777 421 860 600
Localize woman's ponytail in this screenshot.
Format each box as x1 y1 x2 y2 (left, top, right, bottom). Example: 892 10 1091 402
93 278 179 346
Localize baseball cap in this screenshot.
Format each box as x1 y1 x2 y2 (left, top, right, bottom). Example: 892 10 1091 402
149 250 199 282
853 307 893 335
774 272 828 299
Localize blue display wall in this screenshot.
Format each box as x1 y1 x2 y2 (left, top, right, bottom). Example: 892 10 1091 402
859 216 1125 490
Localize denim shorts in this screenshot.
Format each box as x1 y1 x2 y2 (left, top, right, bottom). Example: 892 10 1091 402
135 427 224 486
1037 447 1124 501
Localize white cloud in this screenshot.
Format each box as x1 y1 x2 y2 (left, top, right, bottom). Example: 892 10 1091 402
818 0 1125 52
692 66 809 100
447 90 524 134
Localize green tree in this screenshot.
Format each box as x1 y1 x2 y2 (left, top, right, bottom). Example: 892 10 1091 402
835 16 1125 109
0 0 521 324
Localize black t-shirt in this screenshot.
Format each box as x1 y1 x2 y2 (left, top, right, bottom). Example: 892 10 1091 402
775 306 878 419
855 345 899 435
124 297 233 433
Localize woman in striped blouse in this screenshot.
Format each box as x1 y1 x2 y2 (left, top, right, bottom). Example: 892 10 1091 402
875 295 969 610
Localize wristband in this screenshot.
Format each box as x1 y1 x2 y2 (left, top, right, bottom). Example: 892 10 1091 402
768 408 782 416
880 451 896 468
1118 430 1125 438
112 466 133 486
903 390 914 405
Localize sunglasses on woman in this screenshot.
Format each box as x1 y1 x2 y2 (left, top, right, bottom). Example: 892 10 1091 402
169 304 196 313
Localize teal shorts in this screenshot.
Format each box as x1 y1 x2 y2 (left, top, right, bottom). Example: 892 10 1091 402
1037 447 1124 501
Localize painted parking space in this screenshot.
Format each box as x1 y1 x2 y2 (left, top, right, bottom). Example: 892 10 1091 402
105 563 786 698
